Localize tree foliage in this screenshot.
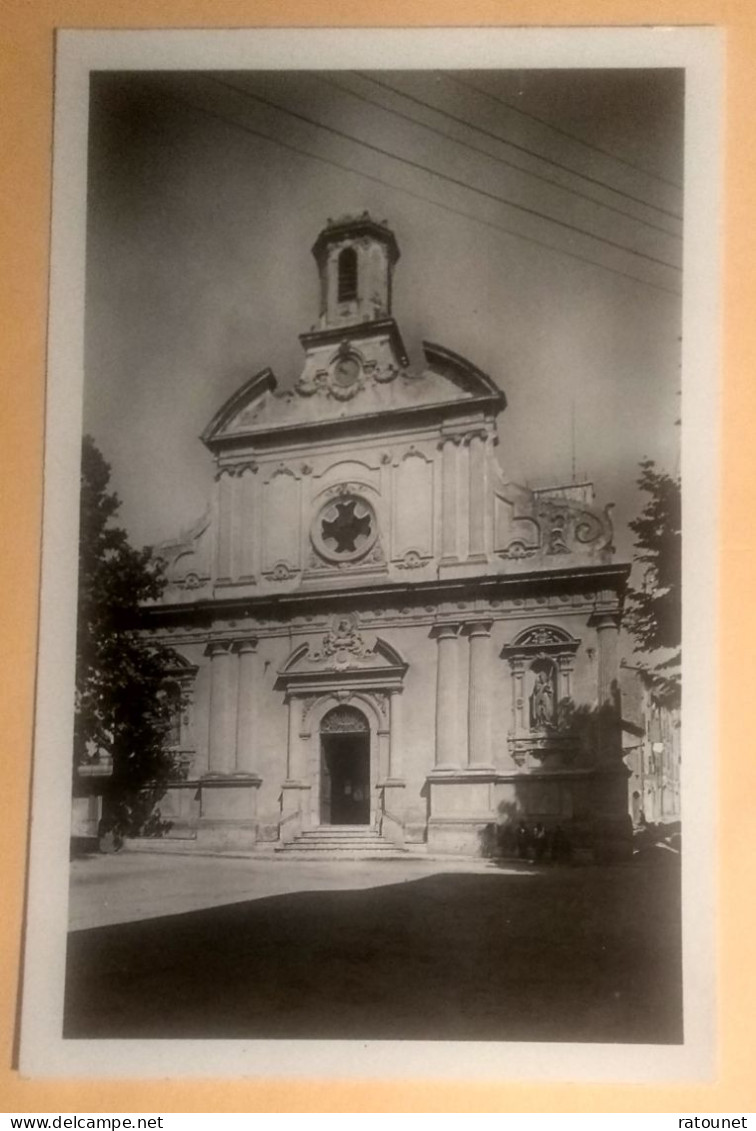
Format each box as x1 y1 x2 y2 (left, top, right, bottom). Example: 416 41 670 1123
75 436 180 830
624 459 681 705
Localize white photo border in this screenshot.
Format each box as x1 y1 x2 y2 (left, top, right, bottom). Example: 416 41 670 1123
20 24 722 1082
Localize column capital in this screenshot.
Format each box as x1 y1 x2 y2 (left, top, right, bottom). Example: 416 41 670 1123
233 460 259 477
437 433 463 450
205 639 234 658
465 619 494 638
430 621 464 640
462 427 490 446
233 638 259 654
590 610 621 631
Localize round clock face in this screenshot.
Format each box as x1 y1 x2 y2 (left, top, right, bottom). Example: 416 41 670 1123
312 494 377 563
333 356 360 388
327 353 364 400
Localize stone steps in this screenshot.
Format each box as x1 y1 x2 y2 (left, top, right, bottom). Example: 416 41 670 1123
275 825 406 859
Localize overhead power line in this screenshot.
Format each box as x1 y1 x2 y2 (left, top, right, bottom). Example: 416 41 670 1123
140 82 682 297
359 73 683 223
317 74 681 241
211 77 680 273
448 73 683 190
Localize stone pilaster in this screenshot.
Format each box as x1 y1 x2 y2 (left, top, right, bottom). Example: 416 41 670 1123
239 465 258 579
508 655 527 733
216 469 233 582
286 695 306 782
388 688 403 779
467 620 494 768
205 641 237 774
433 622 464 768
439 436 459 561
234 639 259 774
467 431 488 558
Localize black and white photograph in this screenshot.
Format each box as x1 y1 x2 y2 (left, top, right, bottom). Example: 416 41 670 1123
20 27 720 1081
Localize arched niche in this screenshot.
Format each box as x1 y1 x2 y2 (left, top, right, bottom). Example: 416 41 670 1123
500 624 580 736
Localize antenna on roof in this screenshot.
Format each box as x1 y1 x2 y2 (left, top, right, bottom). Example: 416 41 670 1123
570 397 577 484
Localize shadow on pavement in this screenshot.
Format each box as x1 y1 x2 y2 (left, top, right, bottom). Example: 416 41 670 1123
64 865 682 1043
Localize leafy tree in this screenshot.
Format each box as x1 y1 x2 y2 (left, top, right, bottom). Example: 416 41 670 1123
624 459 681 706
75 436 181 834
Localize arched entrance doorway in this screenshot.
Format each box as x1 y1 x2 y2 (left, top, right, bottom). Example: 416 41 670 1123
320 705 370 826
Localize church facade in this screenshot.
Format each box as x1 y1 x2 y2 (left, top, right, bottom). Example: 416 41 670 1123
146 213 632 859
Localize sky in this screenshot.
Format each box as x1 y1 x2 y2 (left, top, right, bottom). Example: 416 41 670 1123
84 67 684 561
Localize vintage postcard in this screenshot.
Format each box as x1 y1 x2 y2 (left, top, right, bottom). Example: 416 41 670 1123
18 25 721 1083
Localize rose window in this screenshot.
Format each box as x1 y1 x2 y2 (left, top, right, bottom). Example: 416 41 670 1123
312 495 378 563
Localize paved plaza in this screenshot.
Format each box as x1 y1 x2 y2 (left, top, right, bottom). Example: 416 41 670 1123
64 850 683 1044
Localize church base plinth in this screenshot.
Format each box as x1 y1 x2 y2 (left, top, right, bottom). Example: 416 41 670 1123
427 816 493 856
197 775 261 849
426 770 498 855
279 781 312 843
195 819 259 851
378 779 406 846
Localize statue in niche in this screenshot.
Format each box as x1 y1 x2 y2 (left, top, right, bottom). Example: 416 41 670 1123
530 665 556 729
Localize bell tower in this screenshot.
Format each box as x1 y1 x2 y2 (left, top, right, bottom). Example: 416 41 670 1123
311 212 400 331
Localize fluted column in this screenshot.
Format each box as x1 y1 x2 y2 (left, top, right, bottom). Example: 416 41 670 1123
439 436 459 561
468 431 487 558
234 639 259 774
467 621 493 767
206 641 237 774
433 623 463 768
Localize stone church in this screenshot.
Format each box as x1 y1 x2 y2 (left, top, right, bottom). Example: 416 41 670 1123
146 213 631 859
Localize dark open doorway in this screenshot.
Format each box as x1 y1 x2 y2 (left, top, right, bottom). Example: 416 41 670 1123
320 706 370 826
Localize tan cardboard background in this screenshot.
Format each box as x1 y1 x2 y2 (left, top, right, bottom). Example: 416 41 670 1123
0 0 752 1113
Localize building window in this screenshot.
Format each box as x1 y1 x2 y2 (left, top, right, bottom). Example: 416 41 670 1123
311 493 378 564
337 246 358 303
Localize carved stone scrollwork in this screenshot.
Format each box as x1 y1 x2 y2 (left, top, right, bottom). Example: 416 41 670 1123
309 612 376 671
373 363 401 384
537 501 571 555
397 550 425 570
320 704 369 732
517 626 570 646
300 695 318 727
500 540 538 561
264 561 298 582
507 734 579 768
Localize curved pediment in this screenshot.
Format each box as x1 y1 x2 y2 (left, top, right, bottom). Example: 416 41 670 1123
201 328 504 453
